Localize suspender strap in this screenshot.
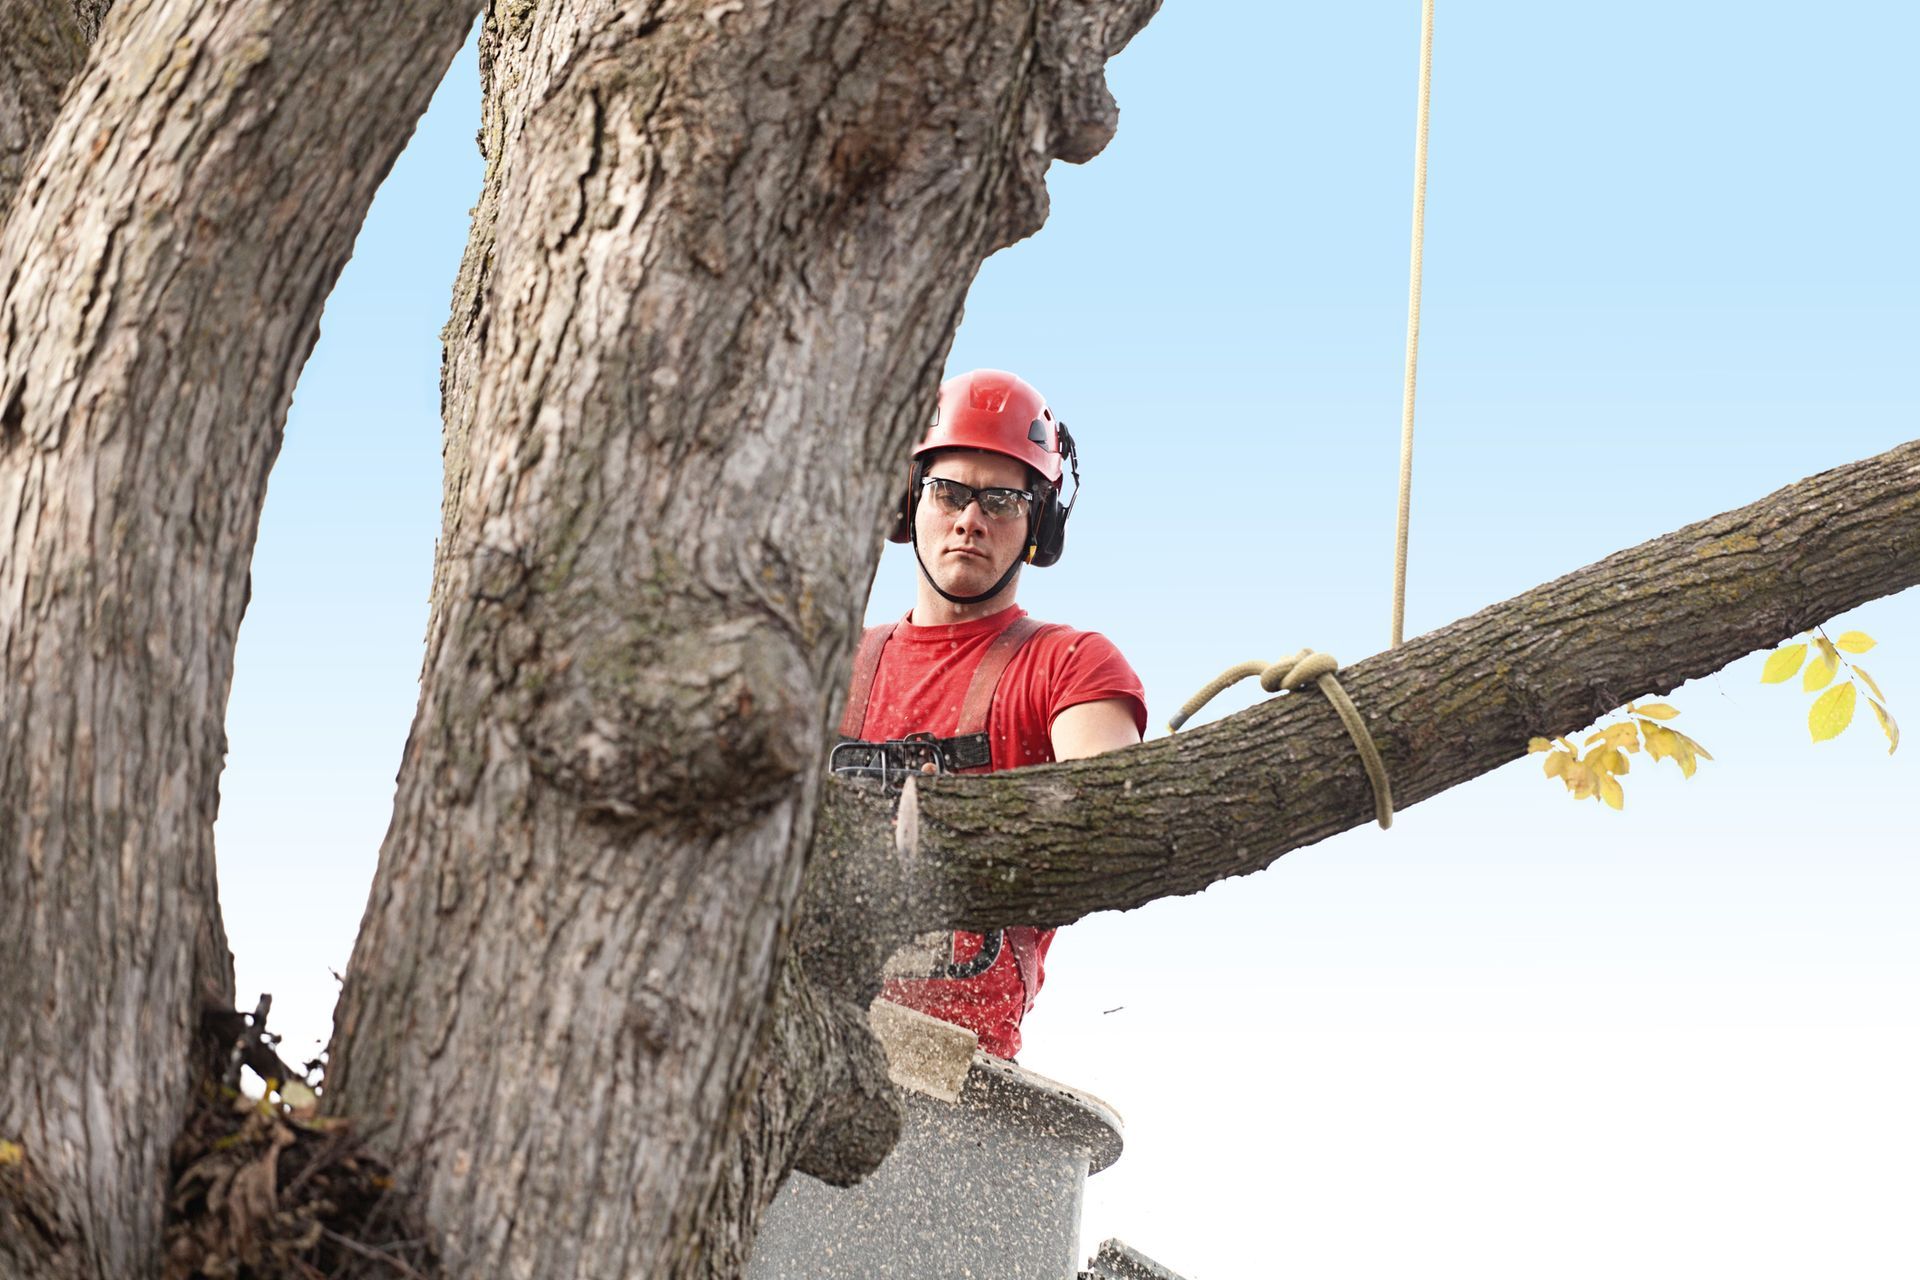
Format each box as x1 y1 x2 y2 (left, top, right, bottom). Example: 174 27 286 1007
1005 926 1044 1014
841 613 1055 771
954 615 1053 739
961 619 1057 1005
838 623 897 739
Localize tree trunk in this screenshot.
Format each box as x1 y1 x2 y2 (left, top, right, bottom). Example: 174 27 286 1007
0 3 477 1274
323 2 1160 1277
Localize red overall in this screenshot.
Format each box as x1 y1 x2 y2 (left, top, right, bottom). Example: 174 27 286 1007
840 605 1146 1058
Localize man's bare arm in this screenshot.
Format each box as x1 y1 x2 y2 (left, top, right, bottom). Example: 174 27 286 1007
1050 698 1142 761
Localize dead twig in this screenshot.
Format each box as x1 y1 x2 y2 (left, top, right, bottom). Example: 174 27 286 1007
318 1227 428 1280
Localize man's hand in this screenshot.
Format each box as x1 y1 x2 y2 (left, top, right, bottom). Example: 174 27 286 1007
1050 698 1143 762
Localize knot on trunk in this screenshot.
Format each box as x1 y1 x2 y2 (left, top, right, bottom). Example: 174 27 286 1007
786 977 905 1188
513 609 819 828
983 0 1165 251
1033 0 1163 165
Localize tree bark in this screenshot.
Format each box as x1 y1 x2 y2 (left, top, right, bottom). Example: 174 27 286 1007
0 0 90 220
0 2 127 224
0 3 478 1275
66 0 114 42
323 2 1160 1277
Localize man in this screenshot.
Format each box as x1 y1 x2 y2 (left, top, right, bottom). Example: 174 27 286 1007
837 368 1147 1059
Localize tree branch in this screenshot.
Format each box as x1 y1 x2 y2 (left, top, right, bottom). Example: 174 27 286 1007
809 440 1920 949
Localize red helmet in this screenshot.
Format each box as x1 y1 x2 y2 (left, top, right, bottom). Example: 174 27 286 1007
887 370 1079 576
914 369 1066 485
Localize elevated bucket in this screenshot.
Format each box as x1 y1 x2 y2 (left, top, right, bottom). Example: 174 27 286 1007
748 1002 1125 1280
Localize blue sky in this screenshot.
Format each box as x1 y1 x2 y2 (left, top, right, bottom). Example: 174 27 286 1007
217 4 1916 1275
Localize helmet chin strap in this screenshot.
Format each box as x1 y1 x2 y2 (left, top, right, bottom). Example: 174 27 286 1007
909 494 1031 607
913 539 1024 607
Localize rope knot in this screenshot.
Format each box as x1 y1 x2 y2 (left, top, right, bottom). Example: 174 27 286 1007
1258 649 1339 694
1170 647 1394 830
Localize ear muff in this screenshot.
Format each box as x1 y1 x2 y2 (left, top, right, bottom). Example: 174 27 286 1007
1026 421 1078 568
1027 482 1067 568
885 458 924 545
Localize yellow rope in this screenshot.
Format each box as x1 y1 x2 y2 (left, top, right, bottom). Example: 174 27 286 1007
1392 0 1435 650
1167 651 1393 829
1164 10 1430 829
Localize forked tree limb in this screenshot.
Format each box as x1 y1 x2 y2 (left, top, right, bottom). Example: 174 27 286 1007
812 439 1920 950
1 2 479 1273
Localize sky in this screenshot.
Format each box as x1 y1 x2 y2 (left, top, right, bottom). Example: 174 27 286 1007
215 4 1918 1277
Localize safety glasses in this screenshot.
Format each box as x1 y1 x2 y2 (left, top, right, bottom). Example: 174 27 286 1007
921 476 1033 522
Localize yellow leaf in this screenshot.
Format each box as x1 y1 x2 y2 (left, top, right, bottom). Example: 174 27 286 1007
0 1140 22 1167
1802 649 1838 691
1543 751 1568 779
1602 722 1641 751
1597 773 1624 810
1670 732 1702 777
1528 737 1552 753
1870 699 1899 754
1674 730 1714 762
1641 724 1709 777
1632 703 1680 720
1672 743 1698 778
1762 643 1808 683
1854 665 1887 704
1593 747 1630 775
1835 630 1876 654
1585 723 1634 750
1809 682 1857 742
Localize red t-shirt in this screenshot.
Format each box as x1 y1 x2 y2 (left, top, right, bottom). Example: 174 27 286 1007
849 605 1147 1058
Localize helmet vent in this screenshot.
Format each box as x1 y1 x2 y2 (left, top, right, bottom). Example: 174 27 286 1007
1027 419 1050 444
969 383 1013 412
